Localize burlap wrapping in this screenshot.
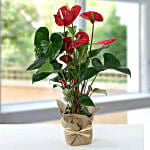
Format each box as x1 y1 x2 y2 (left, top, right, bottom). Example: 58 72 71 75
57 100 101 146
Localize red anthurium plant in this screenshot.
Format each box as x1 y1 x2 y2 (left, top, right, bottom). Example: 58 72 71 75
27 4 131 117
27 4 131 146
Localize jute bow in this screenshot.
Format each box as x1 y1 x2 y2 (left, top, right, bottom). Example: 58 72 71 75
64 126 92 138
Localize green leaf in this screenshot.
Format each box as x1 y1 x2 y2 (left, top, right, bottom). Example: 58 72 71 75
34 46 45 59
63 88 68 96
63 89 73 101
80 61 87 72
93 88 107 95
80 67 99 81
77 43 89 64
51 32 63 50
32 72 50 83
67 26 77 36
79 29 84 32
90 45 110 58
114 67 131 77
92 58 106 72
34 27 49 47
40 40 50 54
26 58 45 71
79 106 91 117
52 61 63 70
46 32 63 61
104 53 121 67
50 75 60 82
50 72 66 82
92 58 103 69
38 61 54 73
88 85 92 92
79 94 95 106
103 53 131 77
53 84 60 88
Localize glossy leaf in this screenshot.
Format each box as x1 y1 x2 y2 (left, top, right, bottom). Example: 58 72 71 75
92 58 103 70
79 94 95 106
26 58 45 71
38 61 54 73
52 61 63 70
93 88 107 95
47 32 63 61
32 72 50 83
80 67 99 81
51 32 63 50
34 46 45 59
34 27 49 47
104 53 121 67
40 40 50 54
90 45 109 58
103 53 131 77
114 67 131 77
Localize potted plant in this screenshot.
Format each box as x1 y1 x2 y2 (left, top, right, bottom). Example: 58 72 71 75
26 4 131 146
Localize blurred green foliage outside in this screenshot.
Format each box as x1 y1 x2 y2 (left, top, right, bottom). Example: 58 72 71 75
2 0 127 68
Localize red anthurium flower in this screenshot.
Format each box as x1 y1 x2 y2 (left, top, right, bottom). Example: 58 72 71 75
97 38 119 47
60 55 73 64
72 32 89 48
59 80 67 88
63 37 74 54
54 5 81 26
80 11 104 24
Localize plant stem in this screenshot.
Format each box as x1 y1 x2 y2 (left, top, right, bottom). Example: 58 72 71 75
64 25 66 37
72 23 74 41
89 23 95 55
60 71 66 83
90 74 98 87
88 74 98 97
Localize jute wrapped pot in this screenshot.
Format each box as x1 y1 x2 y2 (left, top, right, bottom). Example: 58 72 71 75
57 100 100 146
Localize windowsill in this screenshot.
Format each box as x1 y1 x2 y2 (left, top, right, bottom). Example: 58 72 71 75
1 92 150 123
2 92 150 113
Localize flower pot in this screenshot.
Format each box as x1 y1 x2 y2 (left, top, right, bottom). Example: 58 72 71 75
61 114 93 146
57 100 98 146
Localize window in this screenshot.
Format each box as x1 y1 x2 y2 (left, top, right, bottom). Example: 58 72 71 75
1 0 75 104
0 0 150 124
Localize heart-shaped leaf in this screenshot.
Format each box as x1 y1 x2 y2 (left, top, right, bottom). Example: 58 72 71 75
26 58 45 71
47 32 63 61
80 67 99 81
34 27 49 47
92 58 103 70
104 53 121 67
38 61 54 73
90 45 110 58
114 67 131 77
93 88 107 95
52 61 63 70
79 94 95 106
32 72 50 83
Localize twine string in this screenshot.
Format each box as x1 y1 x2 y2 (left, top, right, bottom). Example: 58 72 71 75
64 126 92 138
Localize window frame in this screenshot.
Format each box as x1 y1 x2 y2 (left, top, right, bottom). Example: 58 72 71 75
1 0 150 123
0 0 2 123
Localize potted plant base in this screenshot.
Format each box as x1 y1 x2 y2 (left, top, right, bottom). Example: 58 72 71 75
57 100 97 146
